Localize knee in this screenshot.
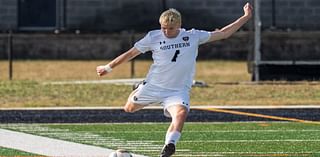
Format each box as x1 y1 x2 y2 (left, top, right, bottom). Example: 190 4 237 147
174 109 188 121
124 105 135 113
124 102 143 113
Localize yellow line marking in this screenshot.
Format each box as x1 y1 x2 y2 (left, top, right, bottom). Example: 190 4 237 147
196 108 320 125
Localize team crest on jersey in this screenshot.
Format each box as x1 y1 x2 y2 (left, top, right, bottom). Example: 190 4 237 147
182 36 189 41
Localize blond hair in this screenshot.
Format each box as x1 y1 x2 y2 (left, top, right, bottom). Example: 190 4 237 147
159 8 182 26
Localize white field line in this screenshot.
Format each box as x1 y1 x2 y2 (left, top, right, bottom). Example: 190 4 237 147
0 128 112 157
0 128 147 157
2 105 320 110
179 139 320 143
193 105 320 109
172 151 320 157
103 139 320 143
0 125 182 155
90 129 320 133
44 78 144 85
146 151 320 157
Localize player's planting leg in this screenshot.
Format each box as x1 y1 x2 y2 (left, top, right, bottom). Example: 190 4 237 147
160 143 176 157
160 105 188 157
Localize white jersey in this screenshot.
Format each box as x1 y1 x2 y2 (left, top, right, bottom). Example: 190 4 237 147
134 28 211 90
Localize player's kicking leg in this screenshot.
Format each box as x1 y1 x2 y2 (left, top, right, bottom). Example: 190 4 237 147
124 89 145 113
160 105 188 157
124 80 154 113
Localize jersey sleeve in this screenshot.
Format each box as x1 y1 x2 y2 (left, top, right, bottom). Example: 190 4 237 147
134 32 152 53
193 29 211 45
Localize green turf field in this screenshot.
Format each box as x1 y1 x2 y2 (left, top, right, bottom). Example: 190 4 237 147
0 146 40 156
1 122 319 157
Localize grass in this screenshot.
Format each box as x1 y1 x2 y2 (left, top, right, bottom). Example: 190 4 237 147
0 60 320 107
0 147 41 156
0 60 249 82
1 122 320 157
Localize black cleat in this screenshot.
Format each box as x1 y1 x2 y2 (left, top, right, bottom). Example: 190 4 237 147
160 143 176 157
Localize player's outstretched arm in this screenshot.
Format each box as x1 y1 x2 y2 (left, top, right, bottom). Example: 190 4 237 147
208 2 253 42
96 47 141 76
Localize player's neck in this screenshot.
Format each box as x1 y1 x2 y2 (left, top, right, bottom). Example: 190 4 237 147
164 29 180 39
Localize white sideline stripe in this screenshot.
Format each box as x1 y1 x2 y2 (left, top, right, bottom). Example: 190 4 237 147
103 139 320 143
44 78 144 85
193 105 320 109
180 139 320 143
101 129 320 133
173 151 320 156
0 129 147 157
1 105 320 110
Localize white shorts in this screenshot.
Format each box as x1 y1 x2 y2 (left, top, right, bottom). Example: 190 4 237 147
130 81 190 117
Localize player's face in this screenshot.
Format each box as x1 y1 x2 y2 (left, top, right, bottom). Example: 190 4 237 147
161 23 180 38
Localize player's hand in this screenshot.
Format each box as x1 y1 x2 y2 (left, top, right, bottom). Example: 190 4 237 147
243 3 253 19
96 65 108 76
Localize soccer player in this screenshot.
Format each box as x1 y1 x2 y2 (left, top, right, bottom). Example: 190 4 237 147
97 3 252 157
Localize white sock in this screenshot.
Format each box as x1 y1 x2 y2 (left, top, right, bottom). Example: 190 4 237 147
165 131 181 145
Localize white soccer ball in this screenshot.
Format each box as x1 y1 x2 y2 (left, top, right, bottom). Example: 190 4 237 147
108 149 133 157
